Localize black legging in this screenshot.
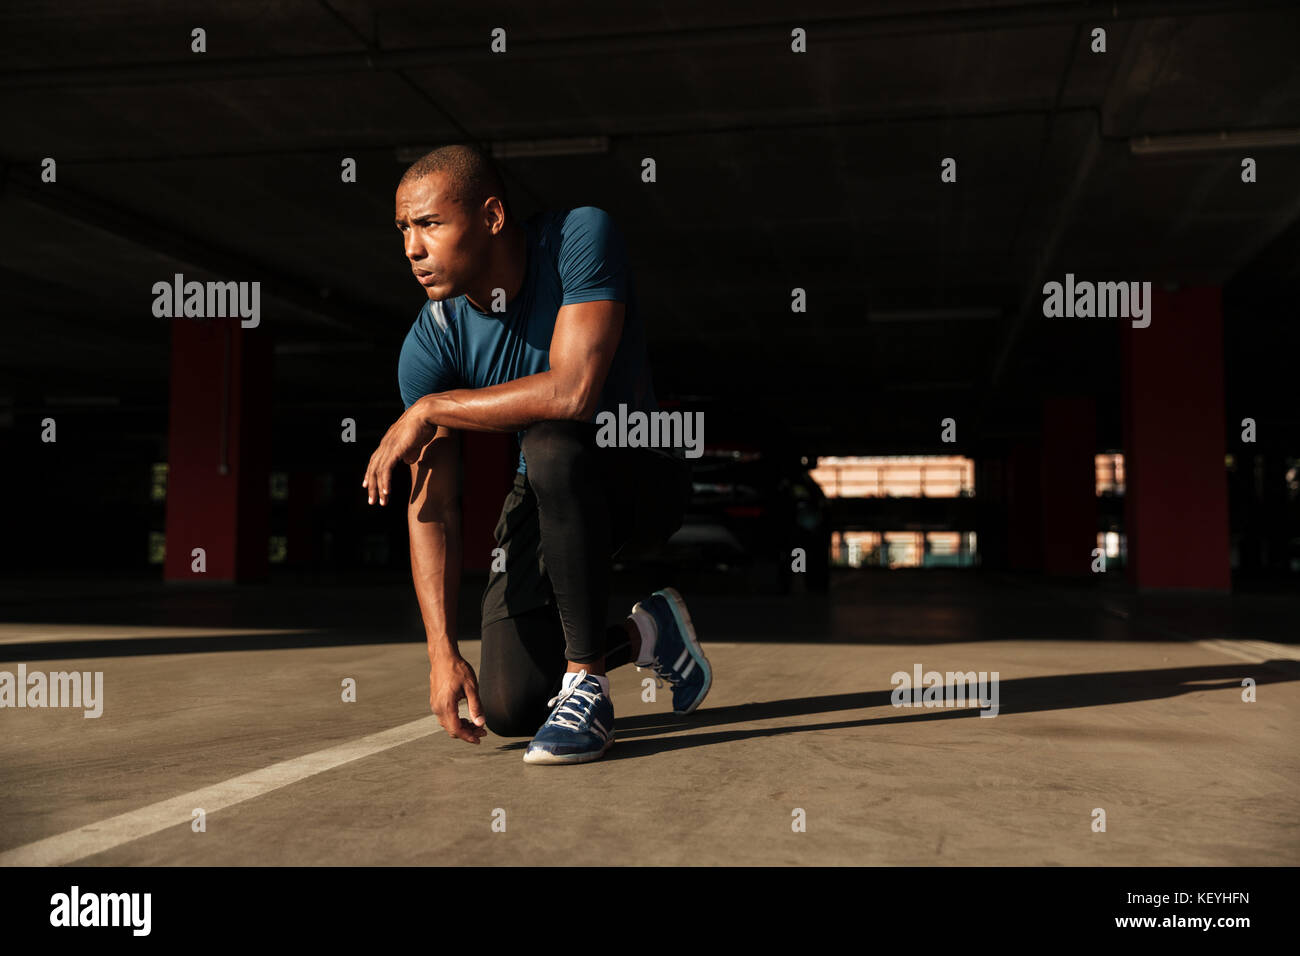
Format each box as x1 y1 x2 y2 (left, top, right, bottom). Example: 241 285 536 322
478 419 691 737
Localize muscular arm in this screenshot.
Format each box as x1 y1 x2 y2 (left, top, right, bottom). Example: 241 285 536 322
413 299 625 433
408 425 462 662
364 301 625 508
408 425 487 743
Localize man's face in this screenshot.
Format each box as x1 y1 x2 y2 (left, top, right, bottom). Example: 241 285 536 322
394 172 490 300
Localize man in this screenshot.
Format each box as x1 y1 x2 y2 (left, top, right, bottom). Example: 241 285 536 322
362 143 711 764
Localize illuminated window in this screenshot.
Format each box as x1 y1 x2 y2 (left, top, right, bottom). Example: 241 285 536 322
810 456 974 498
1095 453 1125 496
1095 531 1126 563
832 530 977 568
150 463 168 502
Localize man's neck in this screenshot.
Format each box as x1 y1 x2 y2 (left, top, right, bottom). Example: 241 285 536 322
466 222 527 314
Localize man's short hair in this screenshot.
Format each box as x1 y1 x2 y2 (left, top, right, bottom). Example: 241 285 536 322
399 143 512 219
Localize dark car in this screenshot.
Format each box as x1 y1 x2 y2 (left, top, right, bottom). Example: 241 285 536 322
615 443 830 594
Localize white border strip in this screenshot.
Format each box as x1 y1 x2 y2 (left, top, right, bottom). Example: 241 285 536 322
0 716 440 867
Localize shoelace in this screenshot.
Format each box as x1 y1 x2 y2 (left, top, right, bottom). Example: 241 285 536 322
545 671 603 731
636 656 675 689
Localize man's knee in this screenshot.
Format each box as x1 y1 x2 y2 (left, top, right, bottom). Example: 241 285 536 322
520 419 595 490
481 691 548 738
479 669 552 737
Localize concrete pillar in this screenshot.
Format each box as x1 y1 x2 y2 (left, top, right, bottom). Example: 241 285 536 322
1119 286 1230 591
163 317 272 583
1040 396 1097 577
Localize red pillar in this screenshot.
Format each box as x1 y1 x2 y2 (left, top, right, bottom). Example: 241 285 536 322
1040 396 1097 576
1120 286 1230 591
163 317 272 583
459 432 516 571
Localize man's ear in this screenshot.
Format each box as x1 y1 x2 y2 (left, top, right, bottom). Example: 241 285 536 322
484 197 508 235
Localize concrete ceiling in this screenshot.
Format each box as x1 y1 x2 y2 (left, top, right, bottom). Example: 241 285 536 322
2 0 1298 457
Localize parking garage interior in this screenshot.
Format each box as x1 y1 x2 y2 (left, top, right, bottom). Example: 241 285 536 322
1 1 1297 869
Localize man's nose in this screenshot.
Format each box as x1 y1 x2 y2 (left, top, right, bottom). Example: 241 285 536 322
404 234 426 261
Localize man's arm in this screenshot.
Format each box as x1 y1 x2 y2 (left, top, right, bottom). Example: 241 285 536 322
364 299 625 507
413 298 625 433
408 425 461 660
408 425 486 744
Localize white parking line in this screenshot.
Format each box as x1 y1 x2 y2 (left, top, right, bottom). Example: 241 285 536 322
0 716 440 867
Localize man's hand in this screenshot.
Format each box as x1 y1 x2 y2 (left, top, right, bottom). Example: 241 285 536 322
429 653 487 744
363 398 437 505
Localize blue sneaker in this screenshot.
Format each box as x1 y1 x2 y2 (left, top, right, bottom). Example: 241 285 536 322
633 588 712 714
522 669 615 765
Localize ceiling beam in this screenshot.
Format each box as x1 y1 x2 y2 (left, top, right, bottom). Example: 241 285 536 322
4 176 386 339
0 1 1283 91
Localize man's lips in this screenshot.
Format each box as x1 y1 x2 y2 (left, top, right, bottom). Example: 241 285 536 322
414 270 439 286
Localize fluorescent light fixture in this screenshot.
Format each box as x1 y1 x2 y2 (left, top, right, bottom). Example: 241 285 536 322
869 307 1002 322
490 136 610 158
1130 128 1300 156
396 137 610 163
44 396 120 407
883 381 974 391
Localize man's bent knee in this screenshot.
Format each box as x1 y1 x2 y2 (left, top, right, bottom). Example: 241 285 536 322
519 419 596 489
481 691 550 738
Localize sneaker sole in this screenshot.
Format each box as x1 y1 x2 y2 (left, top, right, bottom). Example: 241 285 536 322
522 736 614 765
655 587 712 715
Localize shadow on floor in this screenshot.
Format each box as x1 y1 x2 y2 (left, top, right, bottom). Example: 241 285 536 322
495 661 1299 761
2 569 1295 660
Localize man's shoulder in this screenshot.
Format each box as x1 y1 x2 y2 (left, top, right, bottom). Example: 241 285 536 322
398 300 464 405
561 204 613 222
560 205 617 234
401 300 462 370
535 206 618 244
548 206 629 300
409 298 458 337
537 205 612 221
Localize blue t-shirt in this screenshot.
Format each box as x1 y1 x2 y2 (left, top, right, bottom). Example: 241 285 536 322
397 206 659 475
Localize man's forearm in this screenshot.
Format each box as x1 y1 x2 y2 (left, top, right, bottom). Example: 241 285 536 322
416 369 582 434
409 506 462 661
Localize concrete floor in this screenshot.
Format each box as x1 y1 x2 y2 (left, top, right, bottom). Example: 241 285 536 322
0 570 1296 866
